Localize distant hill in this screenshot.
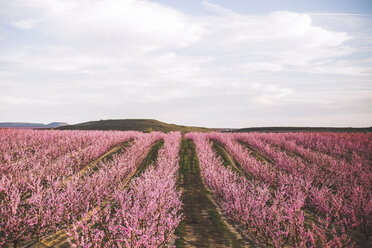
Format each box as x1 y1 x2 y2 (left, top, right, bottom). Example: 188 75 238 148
58 119 212 133
3 120 370 133
45 122 69 128
235 127 372 133
0 122 68 128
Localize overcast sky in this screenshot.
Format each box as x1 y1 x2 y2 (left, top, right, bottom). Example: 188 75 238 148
0 0 371 128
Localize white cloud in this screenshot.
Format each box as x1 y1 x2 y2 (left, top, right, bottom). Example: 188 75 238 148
11 19 38 29
0 95 54 106
42 0 202 52
0 0 371 126
201 0 239 17
244 62 283 72
250 83 294 105
0 96 29 105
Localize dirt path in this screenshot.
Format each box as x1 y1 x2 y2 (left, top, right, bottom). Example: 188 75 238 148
211 140 250 179
235 140 276 167
175 139 247 248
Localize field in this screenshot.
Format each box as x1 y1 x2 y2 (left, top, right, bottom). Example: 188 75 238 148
0 129 371 247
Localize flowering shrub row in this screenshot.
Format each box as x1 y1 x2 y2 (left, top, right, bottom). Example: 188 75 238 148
188 132 371 247
67 132 182 247
0 130 162 246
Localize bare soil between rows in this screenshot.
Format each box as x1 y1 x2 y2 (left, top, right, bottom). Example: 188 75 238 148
175 139 248 248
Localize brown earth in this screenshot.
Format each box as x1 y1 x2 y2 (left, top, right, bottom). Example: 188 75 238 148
175 139 250 248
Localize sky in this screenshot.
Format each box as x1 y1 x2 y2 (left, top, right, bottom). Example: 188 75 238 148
0 0 371 128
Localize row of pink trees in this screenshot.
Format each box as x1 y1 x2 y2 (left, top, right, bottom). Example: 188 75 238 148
67 132 183 247
187 132 361 247
236 132 370 190
1 129 137 193
229 132 371 239
0 130 161 247
275 132 371 161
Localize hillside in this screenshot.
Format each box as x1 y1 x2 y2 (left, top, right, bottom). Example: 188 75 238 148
58 119 212 133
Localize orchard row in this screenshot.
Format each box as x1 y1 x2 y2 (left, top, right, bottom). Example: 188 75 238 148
0 129 370 247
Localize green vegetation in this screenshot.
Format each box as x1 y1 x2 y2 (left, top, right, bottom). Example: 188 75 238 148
145 127 153 133
211 140 244 176
135 140 164 176
175 138 245 248
101 140 134 163
237 140 276 165
56 119 372 133
58 119 212 133
88 139 134 174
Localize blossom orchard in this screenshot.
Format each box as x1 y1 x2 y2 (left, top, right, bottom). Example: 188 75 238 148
1 129 370 247
0 129 159 246
188 132 371 247
67 132 183 247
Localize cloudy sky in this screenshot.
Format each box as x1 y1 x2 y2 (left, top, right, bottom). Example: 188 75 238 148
0 0 371 128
